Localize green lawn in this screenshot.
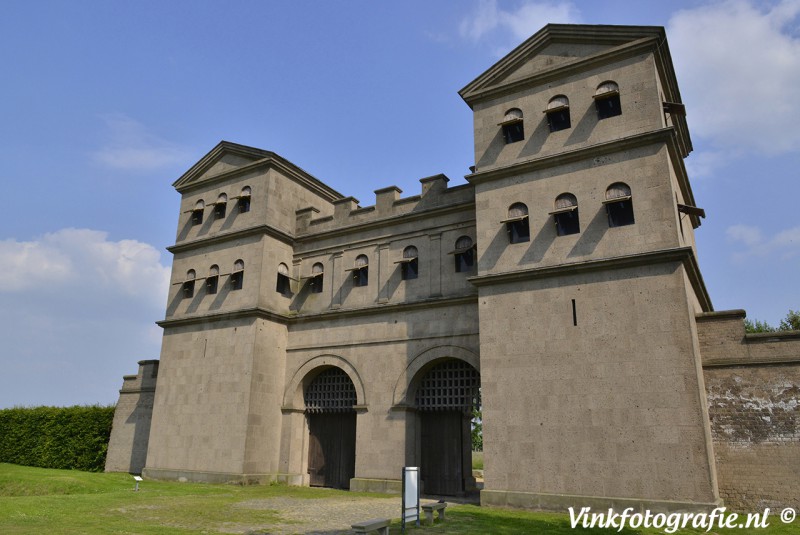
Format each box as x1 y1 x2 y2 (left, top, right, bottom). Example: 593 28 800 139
1 463 798 534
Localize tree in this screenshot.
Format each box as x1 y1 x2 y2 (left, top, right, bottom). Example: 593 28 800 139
744 318 776 333
744 310 800 333
779 309 800 331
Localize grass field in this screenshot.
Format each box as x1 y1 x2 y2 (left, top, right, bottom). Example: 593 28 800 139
1 463 798 534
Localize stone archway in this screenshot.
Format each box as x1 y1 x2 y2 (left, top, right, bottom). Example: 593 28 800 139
304 367 357 489
414 358 480 496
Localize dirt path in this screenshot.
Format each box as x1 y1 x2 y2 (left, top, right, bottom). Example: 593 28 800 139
230 494 408 534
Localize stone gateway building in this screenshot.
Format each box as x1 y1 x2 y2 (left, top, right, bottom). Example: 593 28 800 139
106 24 800 512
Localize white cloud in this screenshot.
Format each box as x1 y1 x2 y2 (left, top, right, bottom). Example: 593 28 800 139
91 113 191 171
0 228 170 309
0 228 171 407
727 223 800 259
460 0 580 43
668 1 800 156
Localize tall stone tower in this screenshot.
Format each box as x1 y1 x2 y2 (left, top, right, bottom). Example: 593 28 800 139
459 25 720 511
143 145 342 482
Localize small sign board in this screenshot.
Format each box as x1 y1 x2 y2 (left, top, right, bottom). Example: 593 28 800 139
401 466 420 532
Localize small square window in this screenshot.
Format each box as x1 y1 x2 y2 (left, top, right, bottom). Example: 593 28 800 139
276 273 292 296
191 209 203 225
606 200 635 227
401 259 419 280
596 93 622 120
214 203 226 219
502 122 524 144
555 211 580 236
206 275 218 295
239 197 250 213
352 267 368 287
455 249 474 273
310 276 323 294
231 271 243 290
182 280 195 298
547 109 571 132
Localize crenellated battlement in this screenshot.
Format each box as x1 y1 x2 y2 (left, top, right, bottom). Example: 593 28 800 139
296 173 473 235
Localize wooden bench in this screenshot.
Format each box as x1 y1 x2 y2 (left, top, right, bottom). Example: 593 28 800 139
351 517 391 534
421 502 447 525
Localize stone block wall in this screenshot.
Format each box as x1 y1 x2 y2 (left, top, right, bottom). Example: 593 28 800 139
105 360 159 474
698 311 800 510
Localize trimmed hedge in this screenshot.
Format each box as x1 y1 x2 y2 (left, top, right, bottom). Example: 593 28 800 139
0 405 115 472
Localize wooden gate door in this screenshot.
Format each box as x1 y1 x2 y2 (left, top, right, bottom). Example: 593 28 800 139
305 367 358 490
420 410 463 495
415 359 480 496
307 412 356 489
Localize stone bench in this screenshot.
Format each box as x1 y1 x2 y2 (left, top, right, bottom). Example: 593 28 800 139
351 517 390 534
421 502 447 525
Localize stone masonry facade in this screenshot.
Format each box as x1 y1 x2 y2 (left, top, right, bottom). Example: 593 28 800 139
104 24 799 513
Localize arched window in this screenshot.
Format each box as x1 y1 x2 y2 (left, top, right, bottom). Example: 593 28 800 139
550 193 580 236
594 81 621 119
183 269 196 298
604 183 635 227
238 186 251 213
214 193 227 219
503 202 530 243
276 262 292 296
206 264 219 294
231 259 244 290
309 262 324 294
398 245 419 280
452 236 475 273
499 108 524 144
546 95 571 132
191 200 204 225
349 255 369 287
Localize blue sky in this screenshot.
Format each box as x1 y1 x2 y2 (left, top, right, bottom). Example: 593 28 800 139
1 0 798 408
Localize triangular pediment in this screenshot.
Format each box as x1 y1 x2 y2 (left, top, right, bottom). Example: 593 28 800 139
172 141 273 190
459 24 665 106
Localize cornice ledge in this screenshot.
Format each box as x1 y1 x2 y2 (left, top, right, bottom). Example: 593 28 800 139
157 307 291 329
466 128 676 185
468 247 712 312
291 294 478 323
168 224 294 253
462 36 658 106
695 309 747 321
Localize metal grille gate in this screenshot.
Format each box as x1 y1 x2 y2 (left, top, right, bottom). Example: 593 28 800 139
304 368 357 489
414 359 480 496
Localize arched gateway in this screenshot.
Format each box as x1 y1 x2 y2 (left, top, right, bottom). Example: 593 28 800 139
414 359 480 495
304 367 357 489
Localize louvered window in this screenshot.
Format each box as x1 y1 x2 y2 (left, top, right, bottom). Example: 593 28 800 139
231 259 244 290
604 183 635 227
452 236 475 273
550 193 580 236
398 246 419 280
213 193 227 219
183 269 196 298
594 81 621 119
206 265 219 294
502 203 530 243
276 263 292 295
546 95 571 132
499 108 524 144
309 262 324 294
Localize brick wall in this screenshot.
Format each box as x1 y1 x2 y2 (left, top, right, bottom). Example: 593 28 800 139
698 311 800 511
